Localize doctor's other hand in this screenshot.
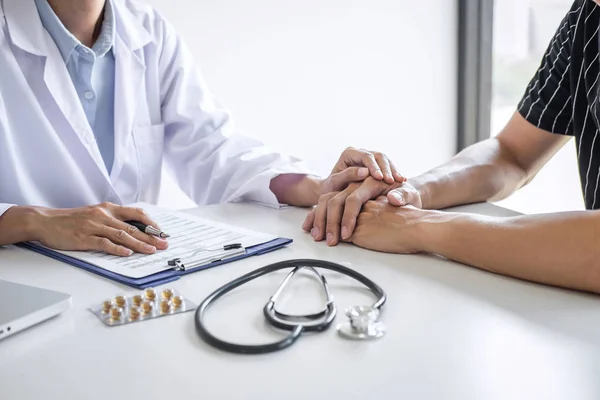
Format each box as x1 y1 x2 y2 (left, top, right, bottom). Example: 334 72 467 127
349 199 431 254
303 176 404 246
271 148 404 207
328 147 405 188
29 203 168 256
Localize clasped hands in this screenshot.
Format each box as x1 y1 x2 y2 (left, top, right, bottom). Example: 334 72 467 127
306 148 426 254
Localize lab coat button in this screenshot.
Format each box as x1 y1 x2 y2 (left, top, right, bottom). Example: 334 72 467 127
84 91 94 100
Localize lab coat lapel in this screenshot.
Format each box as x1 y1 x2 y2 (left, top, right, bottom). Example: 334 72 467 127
110 33 145 182
2 0 111 181
43 52 110 176
109 1 153 183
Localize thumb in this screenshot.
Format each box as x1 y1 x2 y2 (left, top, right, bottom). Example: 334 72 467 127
328 167 369 191
387 188 408 206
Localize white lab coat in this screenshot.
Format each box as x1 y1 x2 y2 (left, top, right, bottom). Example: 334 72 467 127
0 0 309 217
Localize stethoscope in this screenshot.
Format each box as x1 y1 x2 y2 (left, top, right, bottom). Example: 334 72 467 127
194 259 387 354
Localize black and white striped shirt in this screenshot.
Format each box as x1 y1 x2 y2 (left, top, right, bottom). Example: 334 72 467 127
518 0 600 209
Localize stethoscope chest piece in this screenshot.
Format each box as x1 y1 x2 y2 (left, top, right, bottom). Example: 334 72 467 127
336 305 386 340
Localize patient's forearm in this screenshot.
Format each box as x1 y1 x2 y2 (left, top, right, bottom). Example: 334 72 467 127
411 138 527 210
420 210 600 293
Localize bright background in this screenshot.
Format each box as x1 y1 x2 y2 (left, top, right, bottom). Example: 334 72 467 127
142 0 458 209
143 0 585 214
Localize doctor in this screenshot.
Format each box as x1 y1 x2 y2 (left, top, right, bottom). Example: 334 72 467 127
0 0 402 256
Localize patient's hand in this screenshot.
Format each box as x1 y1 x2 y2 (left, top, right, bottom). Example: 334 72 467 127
302 176 402 246
349 199 429 254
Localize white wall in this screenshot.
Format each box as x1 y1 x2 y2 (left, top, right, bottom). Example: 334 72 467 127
141 0 458 209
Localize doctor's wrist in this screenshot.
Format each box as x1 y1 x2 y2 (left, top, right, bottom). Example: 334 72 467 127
292 175 324 206
0 206 44 246
270 174 323 207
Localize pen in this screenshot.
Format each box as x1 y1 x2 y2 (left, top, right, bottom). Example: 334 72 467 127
125 220 170 238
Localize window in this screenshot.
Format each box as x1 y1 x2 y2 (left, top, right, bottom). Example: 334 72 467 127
490 0 585 213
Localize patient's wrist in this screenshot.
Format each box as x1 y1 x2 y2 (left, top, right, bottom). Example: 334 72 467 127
416 212 469 255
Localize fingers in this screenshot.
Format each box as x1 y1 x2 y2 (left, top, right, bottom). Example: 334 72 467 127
339 147 383 180
109 204 160 229
311 192 337 241
374 152 394 184
388 159 405 183
340 181 388 240
108 218 169 250
100 204 168 251
327 167 369 191
325 187 356 245
98 225 159 255
87 237 134 257
359 151 384 181
302 209 316 232
387 189 407 207
387 184 423 208
320 178 389 245
387 182 423 208
309 177 390 245
339 147 404 183
39 203 169 257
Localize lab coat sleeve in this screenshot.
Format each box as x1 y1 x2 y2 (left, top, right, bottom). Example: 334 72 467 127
0 80 15 218
157 20 314 207
0 204 15 218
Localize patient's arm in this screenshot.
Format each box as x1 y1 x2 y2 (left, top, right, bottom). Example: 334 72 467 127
389 112 570 210
350 200 600 294
305 112 572 245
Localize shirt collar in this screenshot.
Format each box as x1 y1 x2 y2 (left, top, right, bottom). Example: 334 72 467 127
110 0 152 51
33 0 115 62
3 0 152 59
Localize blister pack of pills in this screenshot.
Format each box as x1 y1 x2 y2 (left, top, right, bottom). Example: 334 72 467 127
90 287 196 326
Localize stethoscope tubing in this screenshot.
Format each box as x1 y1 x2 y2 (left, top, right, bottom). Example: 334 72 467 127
264 266 335 331
194 259 387 354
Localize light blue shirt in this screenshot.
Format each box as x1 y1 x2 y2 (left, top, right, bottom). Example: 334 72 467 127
35 0 116 173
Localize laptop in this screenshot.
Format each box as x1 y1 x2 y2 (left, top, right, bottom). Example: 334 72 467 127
0 279 71 340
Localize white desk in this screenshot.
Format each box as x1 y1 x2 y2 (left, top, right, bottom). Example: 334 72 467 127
1 203 600 400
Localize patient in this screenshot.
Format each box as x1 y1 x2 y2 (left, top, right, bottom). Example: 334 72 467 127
303 1 600 295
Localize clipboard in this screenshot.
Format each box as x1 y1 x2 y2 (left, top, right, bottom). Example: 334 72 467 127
16 203 294 289
19 237 292 289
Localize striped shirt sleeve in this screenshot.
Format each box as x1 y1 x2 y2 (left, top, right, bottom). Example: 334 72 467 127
517 2 580 135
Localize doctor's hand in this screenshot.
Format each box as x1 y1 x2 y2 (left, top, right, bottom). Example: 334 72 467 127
271 148 404 207
32 203 169 256
329 147 405 187
302 176 403 246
